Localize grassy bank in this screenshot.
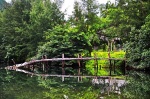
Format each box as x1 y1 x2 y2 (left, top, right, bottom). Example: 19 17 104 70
86 50 125 76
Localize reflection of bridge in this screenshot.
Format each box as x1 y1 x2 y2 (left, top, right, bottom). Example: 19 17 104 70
4 54 126 81
14 68 113 82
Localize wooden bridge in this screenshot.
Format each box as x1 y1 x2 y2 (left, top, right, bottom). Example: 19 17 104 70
4 54 126 82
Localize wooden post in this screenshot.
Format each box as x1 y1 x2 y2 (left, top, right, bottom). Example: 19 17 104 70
77 54 82 82
114 60 116 74
77 54 81 68
31 59 35 72
11 59 16 70
42 55 45 73
94 53 98 76
62 54 65 82
62 75 64 82
11 59 16 66
108 51 112 76
78 68 81 82
44 55 48 73
32 64 35 72
110 61 112 76
124 60 126 75
40 62 42 70
111 41 113 51
62 54 65 75
49 61 51 73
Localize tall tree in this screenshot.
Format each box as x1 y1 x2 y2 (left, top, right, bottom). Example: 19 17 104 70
36 23 91 58
0 0 64 62
70 0 101 54
0 0 8 10
28 0 64 57
0 0 32 62
126 14 150 68
100 0 150 51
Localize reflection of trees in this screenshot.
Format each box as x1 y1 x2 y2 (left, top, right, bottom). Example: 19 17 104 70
122 71 150 99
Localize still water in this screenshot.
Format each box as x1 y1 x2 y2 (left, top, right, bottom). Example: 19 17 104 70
0 69 150 99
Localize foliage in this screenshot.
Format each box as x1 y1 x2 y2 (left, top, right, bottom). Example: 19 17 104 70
0 0 8 10
0 0 32 62
28 0 64 57
98 0 150 68
0 0 64 62
70 0 101 52
122 71 150 99
36 24 91 59
126 14 150 68
99 0 150 52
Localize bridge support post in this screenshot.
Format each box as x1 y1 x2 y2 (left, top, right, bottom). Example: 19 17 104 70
77 54 82 82
124 60 126 75
62 75 64 82
114 60 116 74
108 52 112 76
42 55 48 73
78 68 81 82
62 54 65 75
94 53 98 76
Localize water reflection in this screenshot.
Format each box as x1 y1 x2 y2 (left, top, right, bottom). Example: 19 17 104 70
90 71 150 99
122 71 150 99
0 68 150 99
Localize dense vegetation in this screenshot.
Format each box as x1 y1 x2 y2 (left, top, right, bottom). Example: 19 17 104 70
122 71 150 99
0 0 150 69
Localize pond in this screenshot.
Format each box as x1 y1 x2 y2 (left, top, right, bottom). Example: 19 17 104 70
0 67 150 99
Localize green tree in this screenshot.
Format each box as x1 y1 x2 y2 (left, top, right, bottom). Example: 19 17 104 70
70 0 101 54
123 71 150 98
36 24 91 58
28 0 64 58
126 14 150 68
0 0 8 10
0 0 64 62
0 0 32 63
99 0 150 51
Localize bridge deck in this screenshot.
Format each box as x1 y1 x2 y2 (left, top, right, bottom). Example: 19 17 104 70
7 57 126 68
